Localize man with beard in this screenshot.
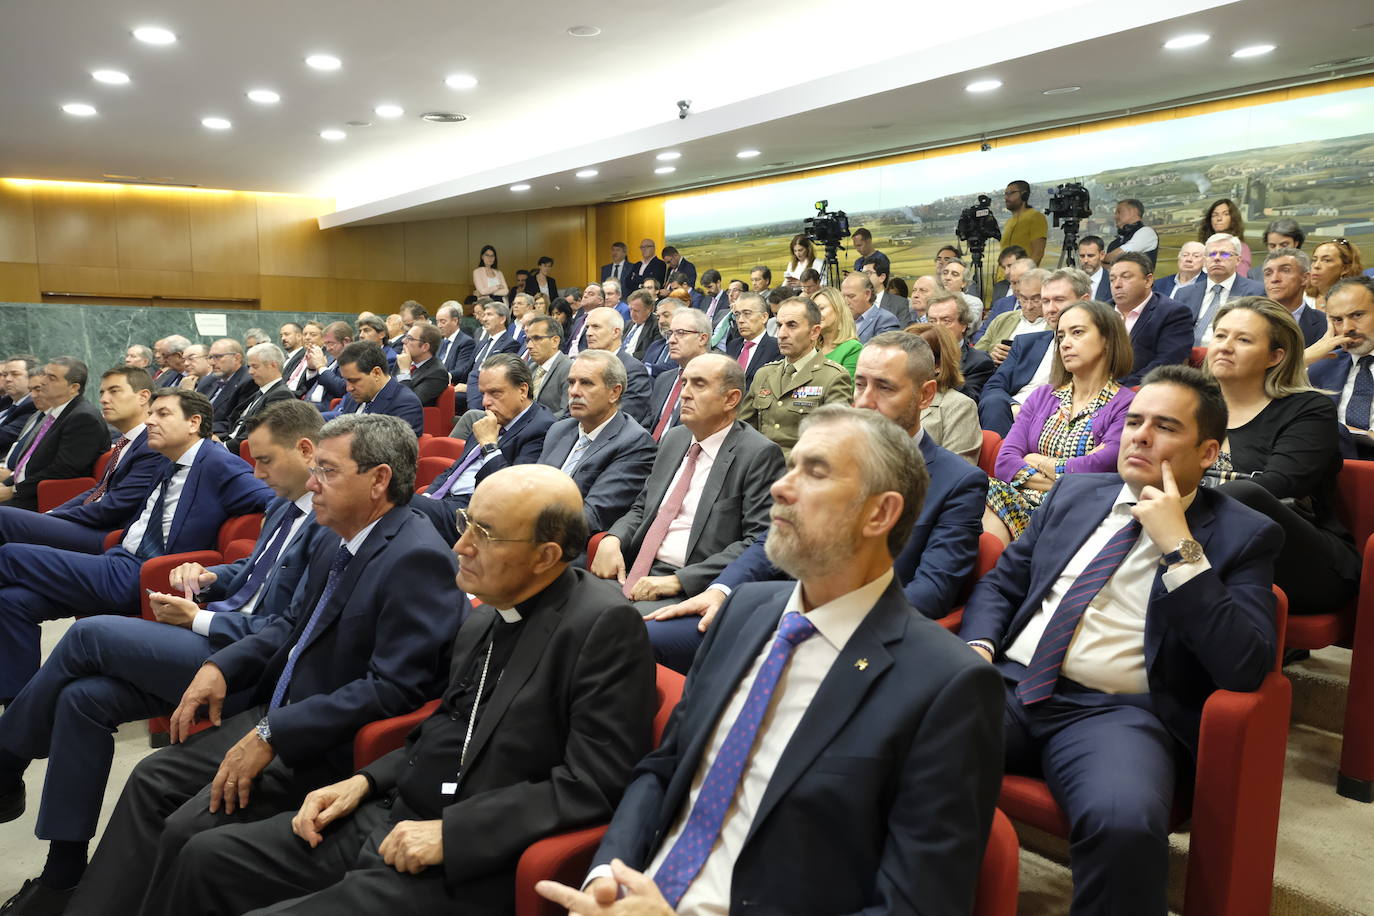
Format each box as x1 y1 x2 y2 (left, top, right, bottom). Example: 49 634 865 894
538 405 1003 916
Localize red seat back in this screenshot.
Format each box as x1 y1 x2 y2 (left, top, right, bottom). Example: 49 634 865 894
978 430 1002 477
92 448 114 482
416 456 452 491
1189 347 1207 369
238 439 255 468
420 436 466 461
1337 460 1374 549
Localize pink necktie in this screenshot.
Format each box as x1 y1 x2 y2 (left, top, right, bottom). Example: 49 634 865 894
13 414 54 476
737 340 754 368
652 377 685 442
623 443 701 597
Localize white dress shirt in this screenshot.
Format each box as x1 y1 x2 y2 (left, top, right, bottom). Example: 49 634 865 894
737 331 768 373
121 438 205 553
448 403 533 499
1011 315 1047 338
1003 485 1207 694
112 424 146 469
1338 349 1374 424
1168 273 1200 299
656 423 731 569
1194 273 1238 345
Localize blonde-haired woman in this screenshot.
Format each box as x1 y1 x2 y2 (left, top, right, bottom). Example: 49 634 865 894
811 286 862 377
906 322 981 464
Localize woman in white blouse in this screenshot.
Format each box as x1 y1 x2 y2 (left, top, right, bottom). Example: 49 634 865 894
472 245 509 298
784 234 824 287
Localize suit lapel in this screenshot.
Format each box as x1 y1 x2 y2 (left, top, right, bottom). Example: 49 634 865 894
305 508 401 641
446 605 496 688
165 445 209 548
684 423 740 558
1018 478 1121 621
579 412 623 465
1143 491 1217 667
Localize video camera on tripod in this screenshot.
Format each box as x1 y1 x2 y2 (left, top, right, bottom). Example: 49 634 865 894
1044 182 1093 267
803 200 851 287
955 195 1002 255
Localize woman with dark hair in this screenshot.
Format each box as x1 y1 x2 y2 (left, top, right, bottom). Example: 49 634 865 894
906 322 981 464
1204 296 1358 613
1308 238 1365 309
783 234 822 287
983 300 1135 543
472 245 509 299
1199 199 1252 275
550 299 575 335
886 276 910 300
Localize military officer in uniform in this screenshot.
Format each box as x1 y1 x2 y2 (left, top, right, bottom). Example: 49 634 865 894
739 296 853 456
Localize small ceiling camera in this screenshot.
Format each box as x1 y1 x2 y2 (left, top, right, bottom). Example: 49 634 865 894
677 99 691 120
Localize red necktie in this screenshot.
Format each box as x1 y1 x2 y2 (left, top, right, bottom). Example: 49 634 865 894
623 443 701 597
83 436 132 505
737 340 754 368
652 377 684 441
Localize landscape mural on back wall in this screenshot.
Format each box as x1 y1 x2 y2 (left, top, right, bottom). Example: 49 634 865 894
665 84 1374 291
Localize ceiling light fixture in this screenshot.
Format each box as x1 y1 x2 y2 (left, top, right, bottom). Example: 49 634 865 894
567 25 601 37
305 54 342 71
61 103 97 117
202 117 231 130
654 166 676 175
510 183 531 191
736 149 762 159
1164 33 1210 49
420 111 467 122
247 88 281 104
374 104 404 118
445 73 478 90
1232 43 1276 58
575 169 599 178
92 70 130 85
132 26 176 45
1042 85 1081 95
656 151 681 161
320 129 346 141
966 79 1002 93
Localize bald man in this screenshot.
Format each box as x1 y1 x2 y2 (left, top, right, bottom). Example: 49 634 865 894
156 466 657 914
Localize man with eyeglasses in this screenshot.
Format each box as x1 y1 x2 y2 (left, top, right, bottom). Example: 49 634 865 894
1174 233 1265 346
975 268 1050 364
841 273 901 345
525 316 571 416
582 307 654 429
722 294 781 389
324 342 425 437
649 309 714 443
65 414 461 916
394 323 450 408
629 239 667 294
202 339 252 437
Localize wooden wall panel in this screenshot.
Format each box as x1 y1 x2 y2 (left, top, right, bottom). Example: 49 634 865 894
467 212 528 277
0 185 37 263
114 188 193 271
189 192 259 274
526 207 587 287
403 217 467 284
37 264 120 294
0 262 40 301
328 222 405 281
119 268 195 298
31 184 118 268
191 272 261 301
256 195 332 277
259 275 335 312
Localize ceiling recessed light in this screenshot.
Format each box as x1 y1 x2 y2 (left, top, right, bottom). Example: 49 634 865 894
567 25 601 37
374 104 404 118
319 129 346 141
61 103 97 117
202 117 231 130
736 149 761 159
247 88 281 104
345 120 372 127
966 79 1002 93
656 151 681 161
420 111 467 122
1233 43 1276 58
445 73 479 90
1042 85 1081 95
132 26 176 45
92 70 130 85
654 166 676 175
1164 33 1210 50
305 54 342 71
575 169 599 178
510 183 531 192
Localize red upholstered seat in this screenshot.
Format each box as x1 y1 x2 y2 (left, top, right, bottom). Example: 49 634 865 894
941 531 1006 634
1189 347 1207 369
36 448 112 512
415 456 452 492
419 436 465 462
978 430 1002 477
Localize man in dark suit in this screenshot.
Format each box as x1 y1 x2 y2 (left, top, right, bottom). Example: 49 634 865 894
641 297 677 378
539 351 657 533
423 354 555 512
62 414 460 916
583 307 654 429
323 343 425 437
0 388 272 704
647 332 987 672
928 290 994 400
621 289 661 362
600 241 633 289
224 344 297 456
1078 235 1113 304
0 356 39 452
628 239 666 293
862 260 912 325
355 316 399 374
393 323 449 408
0 367 163 555
562 285 601 356
698 270 730 324
458 301 520 410
843 273 902 343
592 354 784 614
646 309 713 443
1152 241 1205 300
1173 234 1266 346
1263 248 1328 347
527 316 571 417
434 302 476 386
297 322 353 408
661 246 696 290
1108 253 1194 386
541 405 1002 916
723 293 781 390
202 340 253 436
151 466 656 915
961 366 1283 916
0 401 328 912
0 358 108 513
1309 277 1374 459
151 336 190 389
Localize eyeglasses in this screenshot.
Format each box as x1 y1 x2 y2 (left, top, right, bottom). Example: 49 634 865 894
456 509 537 547
307 462 378 483
1017 295 1044 305
526 334 555 343
668 328 707 339
1206 251 1237 259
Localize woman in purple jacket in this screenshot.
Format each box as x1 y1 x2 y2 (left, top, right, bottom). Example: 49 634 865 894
983 300 1136 543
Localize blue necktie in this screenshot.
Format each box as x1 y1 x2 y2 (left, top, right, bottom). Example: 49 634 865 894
653 611 817 907
1017 518 1142 705
269 543 352 709
1345 355 1374 430
207 504 305 613
134 470 176 558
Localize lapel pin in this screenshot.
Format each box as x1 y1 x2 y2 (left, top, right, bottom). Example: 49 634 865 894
855 658 869 671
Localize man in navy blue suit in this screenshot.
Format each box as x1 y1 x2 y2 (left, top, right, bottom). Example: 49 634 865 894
297 322 353 409
647 332 987 672
583 307 654 429
64 414 462 916
0 388 272 705
457 301 520 410
433 302 475 386
1173 234 1266 346
323 343 424 437
202 340 253 437
539 406 1002 915
0 366 163 555
1151 241 1205 301
627 239 667 293
538 351 656 533
662 246 696 291
0 356 39 452
1107 252 1193 386
600 240 633 289
1309 277 1374 459
722 293 780 390
1263 248 1328 347
0 357 109 513
961 366 1283 916
979 268 1089 436
1079 235 1113 304
0 400 328 912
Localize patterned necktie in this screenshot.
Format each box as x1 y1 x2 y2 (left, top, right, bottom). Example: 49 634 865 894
653 611 818 906
207 503 305 613
1016 518 1142 705
269 543 352 709
209 378 226 405
427 444 487 500
531 363 547 397
737 340 754 369
652 376 685 441
134 470 176 558
12 414 54 477
624 443 702 597
1346 355 1374 430
83 435 132 505
1195 284 1225 346
438 338 452 365
560 434 593 476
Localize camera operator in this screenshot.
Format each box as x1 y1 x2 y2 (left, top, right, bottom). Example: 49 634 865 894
852 228 889 275
1104 198 1159 269
1002 180 1048 266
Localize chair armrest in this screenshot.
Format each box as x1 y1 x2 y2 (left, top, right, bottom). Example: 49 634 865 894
222 539 256 564
514 824 610 916
103 529 124 550
37 477 96 513
352 699 441 769
586 532 606 565
138 550 223 621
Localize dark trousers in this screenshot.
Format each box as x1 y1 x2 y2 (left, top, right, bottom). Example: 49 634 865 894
0 543 141 698
66 707 327 916
0 506 108 554
645 616 705 674
0 615 215 842
977 388 1016 438
1219 478 1359 614
153 801 466 915
1001 674 1178 916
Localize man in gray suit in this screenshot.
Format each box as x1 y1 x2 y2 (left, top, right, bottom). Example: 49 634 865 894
864 260 913 325
538 351 657 533
591 354 784 614
583 307 654 429
527 315 572 417
1174 233 1266 346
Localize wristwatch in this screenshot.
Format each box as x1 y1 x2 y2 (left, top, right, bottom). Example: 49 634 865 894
255 716 272 744
480 442 499 456
1160 538 1204 567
